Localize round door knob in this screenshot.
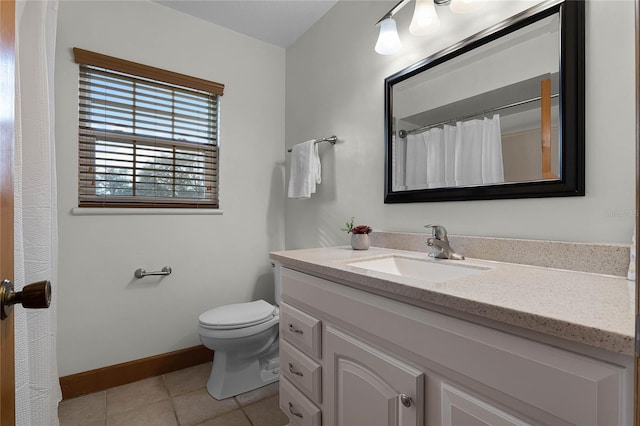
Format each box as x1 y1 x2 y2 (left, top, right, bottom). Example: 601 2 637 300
0 279 51 320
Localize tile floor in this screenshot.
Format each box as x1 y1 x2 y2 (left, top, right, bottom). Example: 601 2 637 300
58 362 289 426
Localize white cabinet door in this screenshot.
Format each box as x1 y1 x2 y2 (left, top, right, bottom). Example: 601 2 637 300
441 383 530 426
325 326 424 426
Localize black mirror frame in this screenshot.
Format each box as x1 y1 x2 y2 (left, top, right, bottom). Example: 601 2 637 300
384 0 585 203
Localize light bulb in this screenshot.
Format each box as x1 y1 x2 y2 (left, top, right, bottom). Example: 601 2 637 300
409 0 440 36
450 0 476 14
375 18 402 55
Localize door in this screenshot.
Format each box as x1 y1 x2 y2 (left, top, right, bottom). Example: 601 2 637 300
0 0 15 424
325 326 424 426
636 2 640 426
0 5 52 422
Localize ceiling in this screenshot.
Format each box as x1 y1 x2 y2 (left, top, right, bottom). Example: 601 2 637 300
153 0 340 48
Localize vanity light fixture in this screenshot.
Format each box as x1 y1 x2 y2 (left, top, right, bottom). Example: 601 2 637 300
375 17 403 55
409 0 440 36
375 0 477 55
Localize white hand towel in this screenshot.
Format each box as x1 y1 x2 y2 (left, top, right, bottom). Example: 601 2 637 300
288 140 321 199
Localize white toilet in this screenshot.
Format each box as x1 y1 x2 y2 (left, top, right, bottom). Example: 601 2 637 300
198 264 281 400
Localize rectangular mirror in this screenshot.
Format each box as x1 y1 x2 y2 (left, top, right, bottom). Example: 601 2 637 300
384 0 584 203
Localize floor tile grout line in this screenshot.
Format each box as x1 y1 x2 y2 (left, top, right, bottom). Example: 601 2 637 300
166 379 181 426
160 370 185 422
166 384 209 399
238 404 256 426
102 391 107 426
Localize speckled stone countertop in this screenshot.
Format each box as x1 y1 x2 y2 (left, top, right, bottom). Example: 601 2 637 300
270 246 635 356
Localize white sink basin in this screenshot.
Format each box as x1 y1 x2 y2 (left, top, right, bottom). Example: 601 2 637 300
346 255 488 282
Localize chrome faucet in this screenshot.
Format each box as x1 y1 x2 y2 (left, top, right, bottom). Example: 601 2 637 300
424 224 465 260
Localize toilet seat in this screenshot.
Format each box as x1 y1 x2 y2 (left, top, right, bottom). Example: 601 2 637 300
199 300 276 330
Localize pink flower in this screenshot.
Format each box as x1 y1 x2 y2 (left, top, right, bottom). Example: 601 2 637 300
351 225 372 234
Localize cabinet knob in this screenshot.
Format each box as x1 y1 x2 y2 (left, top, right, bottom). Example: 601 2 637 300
400 393 413 408
288 362 304 377
288 402 304 418
288 323 304 334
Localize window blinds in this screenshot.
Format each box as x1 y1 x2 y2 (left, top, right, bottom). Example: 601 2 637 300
77 60 220 208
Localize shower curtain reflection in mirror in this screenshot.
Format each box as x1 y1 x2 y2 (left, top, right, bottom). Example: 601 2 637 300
393 114 504 191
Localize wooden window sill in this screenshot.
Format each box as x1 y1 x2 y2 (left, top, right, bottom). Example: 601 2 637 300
71 207 223 216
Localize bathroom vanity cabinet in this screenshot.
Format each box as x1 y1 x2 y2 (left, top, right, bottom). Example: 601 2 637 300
277 266 632 426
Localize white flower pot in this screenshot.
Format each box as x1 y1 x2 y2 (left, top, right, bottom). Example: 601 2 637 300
351 233 370 250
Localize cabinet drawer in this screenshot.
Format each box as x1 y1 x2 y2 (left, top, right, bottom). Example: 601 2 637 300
280 302 322 358
280 376 322 426
281 340 322 403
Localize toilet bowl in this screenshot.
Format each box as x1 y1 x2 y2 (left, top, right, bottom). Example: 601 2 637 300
198 264 282 400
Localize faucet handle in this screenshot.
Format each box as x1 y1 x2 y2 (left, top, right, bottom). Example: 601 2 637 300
424 224 448 241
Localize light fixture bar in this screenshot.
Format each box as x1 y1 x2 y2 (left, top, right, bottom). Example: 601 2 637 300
375 0 412 25
374 0 466 55
376 0 452 26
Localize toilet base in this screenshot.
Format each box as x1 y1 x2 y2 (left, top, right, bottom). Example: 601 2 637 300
206 349 279 400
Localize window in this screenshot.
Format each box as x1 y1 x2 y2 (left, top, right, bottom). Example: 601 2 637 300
73 48 224 208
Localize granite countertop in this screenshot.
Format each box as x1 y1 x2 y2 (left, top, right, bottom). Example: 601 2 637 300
270 246 636 355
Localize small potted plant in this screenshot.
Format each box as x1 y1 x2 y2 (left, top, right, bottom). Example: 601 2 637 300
341 217 373 250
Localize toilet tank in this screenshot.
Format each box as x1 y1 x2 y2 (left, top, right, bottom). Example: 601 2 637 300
273 261 282 306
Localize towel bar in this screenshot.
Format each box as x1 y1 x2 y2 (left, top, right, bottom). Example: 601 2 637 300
134 266 172 279
287 135 337 153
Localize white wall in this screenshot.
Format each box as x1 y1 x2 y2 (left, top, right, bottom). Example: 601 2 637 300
285 0 636 248
55 0 285 376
